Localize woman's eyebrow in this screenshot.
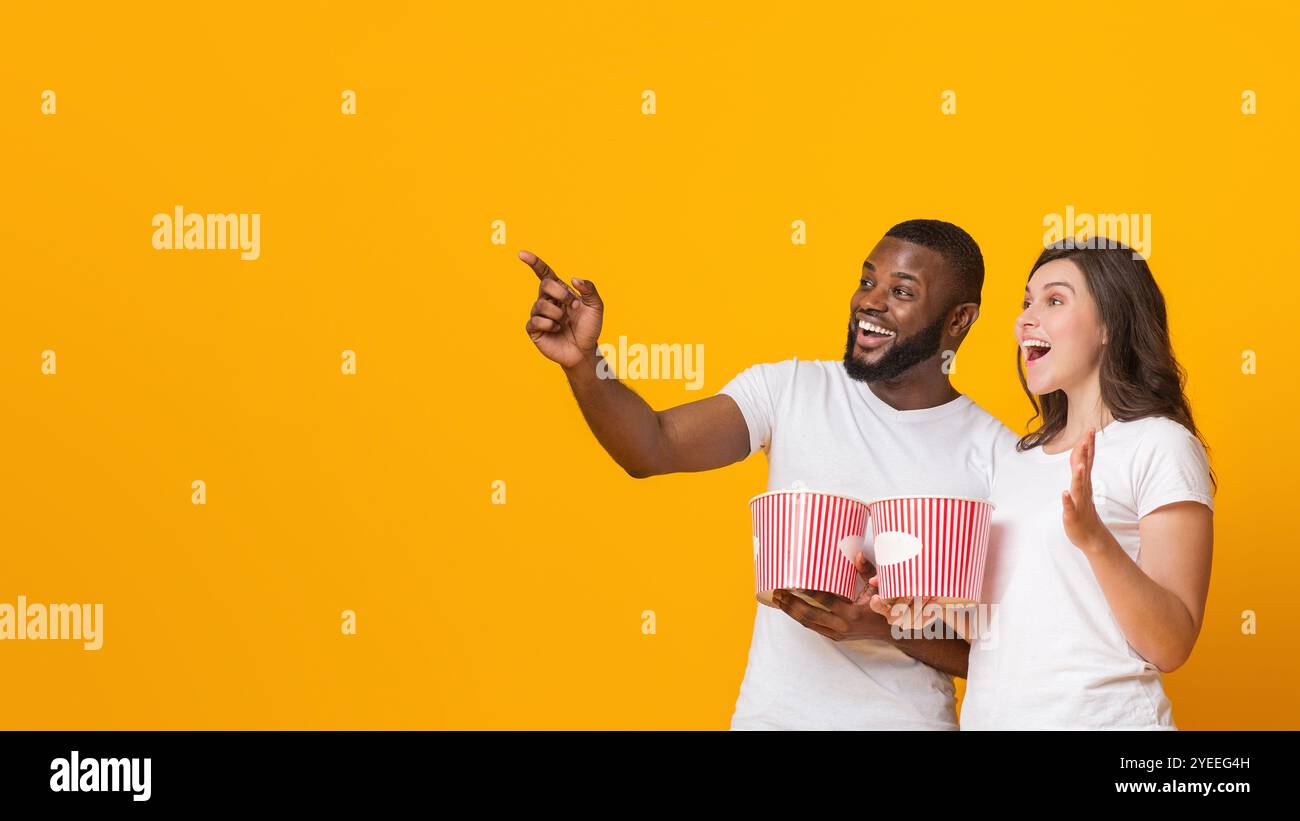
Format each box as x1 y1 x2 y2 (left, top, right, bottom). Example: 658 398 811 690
1027 281 1076 293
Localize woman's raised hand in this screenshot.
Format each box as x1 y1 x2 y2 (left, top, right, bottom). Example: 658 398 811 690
1062 428 1110 554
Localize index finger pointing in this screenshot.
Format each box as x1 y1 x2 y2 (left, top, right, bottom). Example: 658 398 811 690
519 250 578 297
517 249 547 275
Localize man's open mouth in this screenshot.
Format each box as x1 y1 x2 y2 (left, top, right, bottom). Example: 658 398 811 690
856 319 897 349
1022 338 1052 363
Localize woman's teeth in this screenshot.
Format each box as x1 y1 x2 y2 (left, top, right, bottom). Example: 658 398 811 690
858 320 896 337
1021 339 1052 361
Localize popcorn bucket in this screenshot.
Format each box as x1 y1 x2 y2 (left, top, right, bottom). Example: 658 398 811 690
749 489 869 610
867 495 994 605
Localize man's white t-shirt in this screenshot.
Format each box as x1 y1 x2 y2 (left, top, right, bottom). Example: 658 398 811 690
718 358 1018 730
960 416 1215 730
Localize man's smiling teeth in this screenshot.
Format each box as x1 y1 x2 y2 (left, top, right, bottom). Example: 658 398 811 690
858 320 896 337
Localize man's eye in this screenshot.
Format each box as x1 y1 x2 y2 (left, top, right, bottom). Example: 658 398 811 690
893 288 911 298
860 278 873 288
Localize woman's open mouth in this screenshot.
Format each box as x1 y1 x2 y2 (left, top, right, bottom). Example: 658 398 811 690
857 319 897 350
1022 338 1052 365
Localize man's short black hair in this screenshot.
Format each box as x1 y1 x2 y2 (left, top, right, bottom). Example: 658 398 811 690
884 219 984 305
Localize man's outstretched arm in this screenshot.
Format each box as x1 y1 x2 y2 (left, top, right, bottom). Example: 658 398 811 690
520 250 750 477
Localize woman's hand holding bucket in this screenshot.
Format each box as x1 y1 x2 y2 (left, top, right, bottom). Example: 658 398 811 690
865 576 944 632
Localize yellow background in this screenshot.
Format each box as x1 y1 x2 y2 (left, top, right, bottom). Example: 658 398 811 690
2 1 1295 729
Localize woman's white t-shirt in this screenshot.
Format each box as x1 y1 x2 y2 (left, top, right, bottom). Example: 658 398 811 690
961 416 1214 730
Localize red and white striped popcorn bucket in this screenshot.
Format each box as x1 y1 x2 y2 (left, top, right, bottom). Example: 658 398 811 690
749 489 869 609
867 495 994 605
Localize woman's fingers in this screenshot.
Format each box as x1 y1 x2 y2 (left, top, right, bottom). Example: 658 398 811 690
869 595 943 630
924 597 943 628
1062 489 1076 522
900 598 933 630
903 603 926 630
883 598 919 629
870 594 903 623
889 604 912 627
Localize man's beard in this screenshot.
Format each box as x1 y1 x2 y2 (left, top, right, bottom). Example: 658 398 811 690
843 313 947 382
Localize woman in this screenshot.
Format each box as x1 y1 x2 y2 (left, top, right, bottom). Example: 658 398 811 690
873 240 1214 729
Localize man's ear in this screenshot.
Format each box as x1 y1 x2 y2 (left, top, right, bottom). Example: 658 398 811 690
949 303 980 338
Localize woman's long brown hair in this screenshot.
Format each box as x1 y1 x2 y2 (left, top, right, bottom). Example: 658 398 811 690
1016 241 1214 486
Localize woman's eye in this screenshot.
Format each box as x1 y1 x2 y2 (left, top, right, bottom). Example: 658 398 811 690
1021 300 1030 310
1049 297 1063 306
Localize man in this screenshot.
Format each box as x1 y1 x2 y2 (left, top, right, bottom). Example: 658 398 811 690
520 219 1016 730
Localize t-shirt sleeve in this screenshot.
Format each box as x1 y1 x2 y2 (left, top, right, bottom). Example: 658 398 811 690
985 419 1022 496
1132 420 1215 518
716 360 795 457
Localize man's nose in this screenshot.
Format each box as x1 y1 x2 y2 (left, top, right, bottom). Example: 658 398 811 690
857 286 888 314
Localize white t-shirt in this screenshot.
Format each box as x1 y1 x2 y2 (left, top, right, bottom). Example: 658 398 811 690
960 416 1215 730
719 358 1018 730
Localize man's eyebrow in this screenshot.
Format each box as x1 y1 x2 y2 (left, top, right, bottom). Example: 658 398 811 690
862 261 920 283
